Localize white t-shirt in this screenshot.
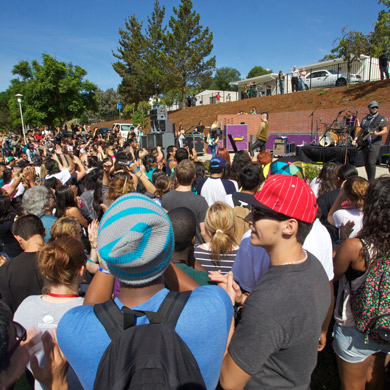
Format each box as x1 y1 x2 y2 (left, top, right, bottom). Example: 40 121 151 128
310 177 321 198
46 169 71 185
333 208 363 238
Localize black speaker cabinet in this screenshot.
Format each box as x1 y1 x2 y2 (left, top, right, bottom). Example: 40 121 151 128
183 134 204 155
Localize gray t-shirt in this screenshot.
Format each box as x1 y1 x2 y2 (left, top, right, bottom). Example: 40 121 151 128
14 295 84 390
229 252 331 390
162 190 208 244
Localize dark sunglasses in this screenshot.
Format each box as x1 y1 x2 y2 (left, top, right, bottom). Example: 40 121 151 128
7 321 27 359
251 206 289 222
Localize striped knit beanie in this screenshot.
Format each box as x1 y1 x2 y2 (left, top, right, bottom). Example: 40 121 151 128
97 193 174 286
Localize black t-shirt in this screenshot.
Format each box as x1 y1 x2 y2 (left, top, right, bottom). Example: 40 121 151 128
196 125 205 134
0 252 44 313
379 54 388 67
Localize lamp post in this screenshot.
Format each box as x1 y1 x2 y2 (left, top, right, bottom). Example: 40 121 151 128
15 94 26 144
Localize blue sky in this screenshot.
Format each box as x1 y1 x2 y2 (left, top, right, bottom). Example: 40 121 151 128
0 0 385 92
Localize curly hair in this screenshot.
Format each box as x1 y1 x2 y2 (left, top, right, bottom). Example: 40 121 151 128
358 176 390 258
107 175 135 206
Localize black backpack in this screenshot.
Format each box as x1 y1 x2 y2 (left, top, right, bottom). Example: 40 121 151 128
93 291 206 390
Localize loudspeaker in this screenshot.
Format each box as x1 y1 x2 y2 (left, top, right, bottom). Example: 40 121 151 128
150 119 173 134
150 105 167 121
274 143 287 154
183 134 204 155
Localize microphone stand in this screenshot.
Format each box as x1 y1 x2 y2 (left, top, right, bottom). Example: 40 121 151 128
309 102 325 144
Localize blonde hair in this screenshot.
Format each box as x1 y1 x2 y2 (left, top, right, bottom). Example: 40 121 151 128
107 176 135 206
50 216 81 241
204 201 237 265
344 176 369 209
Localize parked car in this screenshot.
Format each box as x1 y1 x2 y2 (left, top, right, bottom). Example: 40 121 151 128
304 69 362 89
113 122 134 138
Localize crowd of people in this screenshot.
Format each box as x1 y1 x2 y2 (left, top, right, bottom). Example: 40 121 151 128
0 120 389 390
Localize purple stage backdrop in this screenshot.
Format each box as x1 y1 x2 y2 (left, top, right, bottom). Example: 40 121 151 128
224 124 249 151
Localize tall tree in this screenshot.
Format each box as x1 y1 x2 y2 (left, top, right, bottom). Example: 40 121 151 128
113 15 148 106
331 28 369 85
209 67 241 91
247 66 272 79
369 0 390 56
164 0 215 108
9 54 97 128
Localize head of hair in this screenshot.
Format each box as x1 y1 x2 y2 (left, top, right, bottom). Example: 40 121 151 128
230 150 252 185
336 164 358 184
167 145 175 158
0 300 12 371
0 195 15 223
204 201 237 264
358 176 390 256
2 169 12 185
257 150 273 166
106 176 135 206
168 208 196 252
175 148 189 164
55 186 78 218
152 169 165 184
43 177 57 191
37 237 86 287
318 162 340 196
240 165 264 191
193 161 206 189
22 186 51 217
217 147 231 165
49 216 81 241
154 176 171 200
84 170 99 191
209 165 224 175
45 158 60 174
261 112 269 120
12 214 45 240
176 159 196 186
343 176 369 209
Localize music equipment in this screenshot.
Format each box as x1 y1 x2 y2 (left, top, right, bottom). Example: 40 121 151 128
149 105 167 121
273 137 288 154
356 117 388 151
150 119 174 134
183 134 204 155
319 131 341 147
225 124 249 152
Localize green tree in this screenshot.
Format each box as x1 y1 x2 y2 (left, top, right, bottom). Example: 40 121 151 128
164 0 215 108
0 90 12 132
369 0 390 56
209 67 241 91
331 28 369 85
247 66 272 79
8 54 97 128
113 15 148 106
92 88 121 121
123 101 151 127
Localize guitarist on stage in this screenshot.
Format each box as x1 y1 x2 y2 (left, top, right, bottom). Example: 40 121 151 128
354 101 388 180
207 122 222 158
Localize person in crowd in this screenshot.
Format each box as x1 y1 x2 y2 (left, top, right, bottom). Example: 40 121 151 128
153 175 171 206
333 176 390 390
0 195 22 259
168 207 210 285
196 156 238 206
0 215 45 313
165 145 177 176
230 150 252 186
266 84 272 96
328 176 369 240
378 50 389 80
250 107 258 115
194 201 239 274
56 193 233 390
211 175 331 389
55 186 88 229
299 67 307 90
278 71 285 94
291 65 299 92
250 112 270 156
45 146 74 185
353 101 388 180
162 159 208 244
22 186 57 243
14 237 86 390
310 162 340 198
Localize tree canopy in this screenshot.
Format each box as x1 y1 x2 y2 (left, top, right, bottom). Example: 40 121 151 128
209 67 241 91
247 66 272 79
8 54 97 128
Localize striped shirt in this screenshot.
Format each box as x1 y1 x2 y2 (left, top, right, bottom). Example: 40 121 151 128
194 244 239 274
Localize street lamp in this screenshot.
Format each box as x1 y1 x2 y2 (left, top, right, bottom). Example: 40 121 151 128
15 94 26 144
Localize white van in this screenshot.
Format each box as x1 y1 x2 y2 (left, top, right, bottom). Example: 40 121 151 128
113 123 134 138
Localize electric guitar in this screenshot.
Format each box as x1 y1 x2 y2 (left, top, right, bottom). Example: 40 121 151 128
356 117 388 151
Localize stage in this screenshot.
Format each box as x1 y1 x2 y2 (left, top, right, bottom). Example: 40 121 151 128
296 145 390 166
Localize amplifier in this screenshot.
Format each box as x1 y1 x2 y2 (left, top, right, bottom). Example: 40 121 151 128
183 134 204 155
288 143 296 153
274 143 287 154
150 105 167 121
274 137 288 145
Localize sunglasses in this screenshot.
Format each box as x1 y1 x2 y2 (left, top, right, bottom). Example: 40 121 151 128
251 206 289 222
7 321 27 359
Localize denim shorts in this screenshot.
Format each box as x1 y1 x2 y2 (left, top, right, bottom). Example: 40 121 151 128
333 323 390 363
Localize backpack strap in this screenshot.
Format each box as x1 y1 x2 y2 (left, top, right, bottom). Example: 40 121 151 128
359 238 371 267
157 291 192 329
94 300 125 340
